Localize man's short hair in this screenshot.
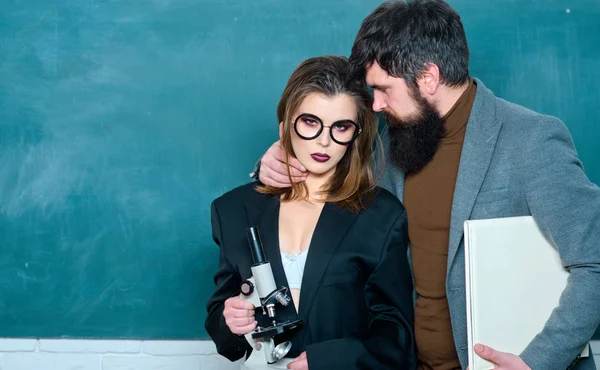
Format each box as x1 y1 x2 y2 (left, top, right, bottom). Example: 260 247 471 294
350 0 470 88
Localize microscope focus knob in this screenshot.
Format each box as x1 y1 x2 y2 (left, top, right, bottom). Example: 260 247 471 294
240 280 254 296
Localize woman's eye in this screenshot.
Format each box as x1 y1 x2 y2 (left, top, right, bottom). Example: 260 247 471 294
333 123 351 131
303 118 319 126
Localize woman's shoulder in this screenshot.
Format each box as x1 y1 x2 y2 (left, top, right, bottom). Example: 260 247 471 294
367 186 405 213
212 181 266 212
355 186 406 225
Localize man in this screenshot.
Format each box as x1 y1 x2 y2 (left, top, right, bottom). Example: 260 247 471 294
257 1 600 369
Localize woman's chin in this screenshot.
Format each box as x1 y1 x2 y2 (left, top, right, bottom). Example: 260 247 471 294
303 165 336 177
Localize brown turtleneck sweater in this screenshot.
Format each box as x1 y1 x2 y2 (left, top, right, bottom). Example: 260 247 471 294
404 80 477 370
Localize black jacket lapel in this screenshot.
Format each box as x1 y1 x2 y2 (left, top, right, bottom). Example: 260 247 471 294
244 193 291 299
297 203 359 321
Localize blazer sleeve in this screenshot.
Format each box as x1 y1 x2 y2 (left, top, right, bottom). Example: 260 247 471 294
306 210 417 370
519 116 600 369
205 201 252 362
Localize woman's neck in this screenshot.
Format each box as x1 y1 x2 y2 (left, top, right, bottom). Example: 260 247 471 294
303 168 335 202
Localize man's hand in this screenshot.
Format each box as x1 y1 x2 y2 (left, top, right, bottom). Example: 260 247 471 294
472 344 531 370
287 351 308 370
259 141 307 187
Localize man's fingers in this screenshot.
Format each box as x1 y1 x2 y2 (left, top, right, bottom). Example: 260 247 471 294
260 166 306 187
269 141 286 162
475 344 531 369
264 166 298 185
262 153 298 178
259 168 293 188
265 142 286 168
269 142 306 174
276 160 306 179
286 155 307 173
259 140 306 188
261 177 293 188
475 344 503 364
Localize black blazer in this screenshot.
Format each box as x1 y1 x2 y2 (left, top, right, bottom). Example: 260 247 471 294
205 182 416 369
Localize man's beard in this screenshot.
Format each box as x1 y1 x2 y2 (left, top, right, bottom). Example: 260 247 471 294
383 93 445 174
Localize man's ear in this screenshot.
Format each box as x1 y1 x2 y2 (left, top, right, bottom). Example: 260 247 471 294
418 63 440 96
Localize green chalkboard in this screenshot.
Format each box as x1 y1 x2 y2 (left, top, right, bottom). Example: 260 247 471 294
0 0 598 339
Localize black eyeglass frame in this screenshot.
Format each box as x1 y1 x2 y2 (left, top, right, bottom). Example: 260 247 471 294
293 113 361 145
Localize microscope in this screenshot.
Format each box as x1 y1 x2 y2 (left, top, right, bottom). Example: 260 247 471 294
240 227 302 370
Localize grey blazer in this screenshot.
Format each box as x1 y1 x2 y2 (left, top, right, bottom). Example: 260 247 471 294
381 79 600 370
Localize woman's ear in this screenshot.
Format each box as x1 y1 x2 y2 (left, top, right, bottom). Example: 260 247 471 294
279 121 283 139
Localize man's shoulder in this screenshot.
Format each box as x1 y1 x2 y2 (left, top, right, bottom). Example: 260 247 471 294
472 78 563 129
493 96 572 150
475 80 566 134
494 96 560 127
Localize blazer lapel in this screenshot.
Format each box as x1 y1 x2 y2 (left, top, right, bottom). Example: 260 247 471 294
446 79 503 274
380 124 406 201
245 192 360 328
297 202 359 321
245 193 290 296
388 164 406 202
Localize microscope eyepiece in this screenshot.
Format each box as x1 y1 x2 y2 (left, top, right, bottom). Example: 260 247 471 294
246 226 267 266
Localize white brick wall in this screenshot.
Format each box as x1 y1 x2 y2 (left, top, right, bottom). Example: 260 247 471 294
0 339 242 370
0 339 597 369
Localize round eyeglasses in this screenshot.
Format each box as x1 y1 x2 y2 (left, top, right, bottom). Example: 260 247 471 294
293 113 361 145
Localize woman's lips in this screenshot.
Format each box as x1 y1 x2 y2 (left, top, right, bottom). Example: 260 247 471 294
311 153 330 162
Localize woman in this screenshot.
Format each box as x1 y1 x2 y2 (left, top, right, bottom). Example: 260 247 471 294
205 56 416 370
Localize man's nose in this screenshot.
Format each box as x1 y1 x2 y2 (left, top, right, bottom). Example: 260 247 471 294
372 91 387 112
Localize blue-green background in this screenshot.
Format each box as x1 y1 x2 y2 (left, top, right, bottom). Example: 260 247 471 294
0 0 598 339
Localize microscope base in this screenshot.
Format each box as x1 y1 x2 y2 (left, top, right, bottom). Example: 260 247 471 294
242 351 293 370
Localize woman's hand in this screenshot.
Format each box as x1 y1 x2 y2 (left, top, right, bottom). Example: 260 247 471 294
288 351 309 370
222 296 257 335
